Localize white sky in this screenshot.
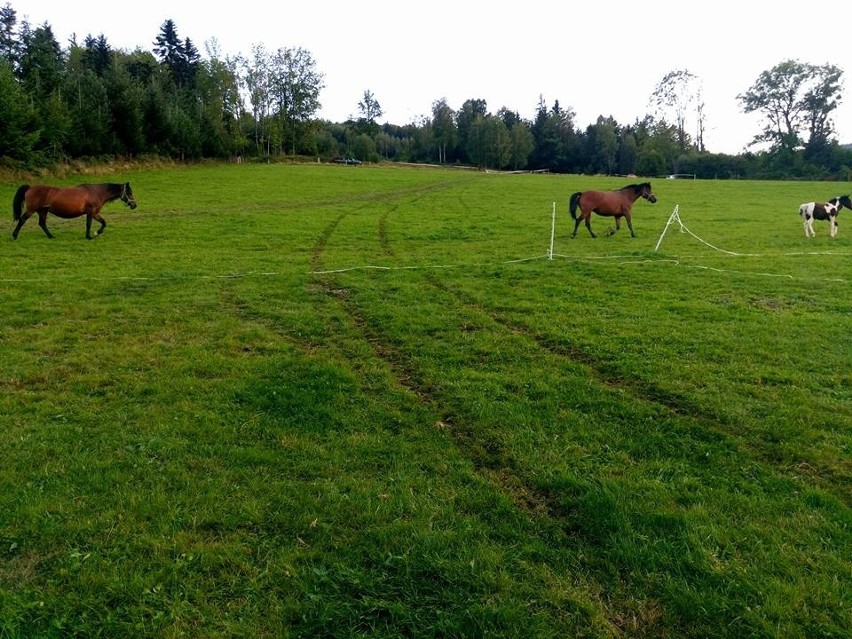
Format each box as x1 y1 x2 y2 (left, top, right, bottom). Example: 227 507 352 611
16 1 852 155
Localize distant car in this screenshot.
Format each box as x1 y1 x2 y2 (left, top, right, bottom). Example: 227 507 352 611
333 156 362 165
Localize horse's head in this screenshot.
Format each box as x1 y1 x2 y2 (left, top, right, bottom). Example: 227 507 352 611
640 182 657 204
121 182 138 210
837 195 852 210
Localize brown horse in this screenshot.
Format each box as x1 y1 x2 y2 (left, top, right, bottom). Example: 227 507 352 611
569 182 657 238
12 182 137 240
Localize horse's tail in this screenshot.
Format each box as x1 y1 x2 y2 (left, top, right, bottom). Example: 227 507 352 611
12 185 29 221
569 192 582 220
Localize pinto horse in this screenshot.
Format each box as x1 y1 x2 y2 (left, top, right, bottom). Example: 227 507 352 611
12 182 137 240
569 182 657 238
798 195 851 238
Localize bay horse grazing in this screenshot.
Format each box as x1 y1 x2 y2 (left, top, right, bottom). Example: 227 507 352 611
798 195 851 238
12 182 137 240
569 182 657 238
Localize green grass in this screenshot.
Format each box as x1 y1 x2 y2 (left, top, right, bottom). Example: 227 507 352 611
1 164 850 638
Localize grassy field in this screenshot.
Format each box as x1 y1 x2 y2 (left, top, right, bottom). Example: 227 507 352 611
0 163 849 638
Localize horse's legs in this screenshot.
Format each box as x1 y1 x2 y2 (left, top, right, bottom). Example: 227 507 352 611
571 209 597 238
625 213 636 237
584 215 596 238
830 216 838 238
86 209 107 239
607 216 621 236
11 211 32 239
609 213 636 237
37 211 55 239
571 216 582 238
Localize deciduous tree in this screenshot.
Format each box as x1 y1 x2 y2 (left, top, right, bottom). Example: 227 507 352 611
268 46 323 155
358 90 382 125
650 69 704 152
738 59 844 153
431 98 456 163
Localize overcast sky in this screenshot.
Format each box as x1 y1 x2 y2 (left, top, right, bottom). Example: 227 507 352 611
16 1 852 155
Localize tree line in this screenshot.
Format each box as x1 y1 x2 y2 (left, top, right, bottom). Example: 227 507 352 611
2 4 850 180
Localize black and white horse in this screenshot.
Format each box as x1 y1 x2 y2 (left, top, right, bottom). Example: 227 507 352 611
798 195 851 238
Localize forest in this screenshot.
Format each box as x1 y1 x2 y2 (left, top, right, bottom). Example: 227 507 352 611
2 3 851 180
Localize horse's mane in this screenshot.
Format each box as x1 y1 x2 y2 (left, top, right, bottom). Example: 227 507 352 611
76 182 123 188
76 182 124 194
623 182 651 192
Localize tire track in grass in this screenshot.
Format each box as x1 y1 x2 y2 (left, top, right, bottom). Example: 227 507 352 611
314 188 848 508
313 199 735 635
311 194 559 519
408 273 851 631
423 272 851 504
319 197 764 515
374 204 563 512
310 180 463 273
311 198 822 637
308 248 614 626
306 190 849 637
425 273 693 411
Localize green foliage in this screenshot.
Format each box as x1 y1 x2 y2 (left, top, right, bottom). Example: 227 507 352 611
153 19 198 89
0 5 849 177
351 133 377 163
0 2 18 66
0 165 849 638
17 22 64 100
0 58 36 161
739 59 844 153
63 68 111 156
636 147 666 177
